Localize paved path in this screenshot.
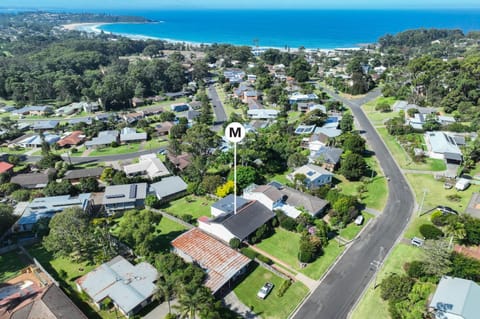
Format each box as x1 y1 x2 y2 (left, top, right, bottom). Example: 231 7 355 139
292 87 415 319
143 299 178 319
223 291 258 319
364 207 382 217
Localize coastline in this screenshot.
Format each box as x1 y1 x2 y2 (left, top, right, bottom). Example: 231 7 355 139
61 22 363 51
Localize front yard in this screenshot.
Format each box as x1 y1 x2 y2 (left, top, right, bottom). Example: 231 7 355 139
234 265 309 319
256 228 345 280
88 143 142 156
351 243 426 319
338 212 374 241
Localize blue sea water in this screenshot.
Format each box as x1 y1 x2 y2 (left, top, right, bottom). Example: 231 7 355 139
95 9 480 49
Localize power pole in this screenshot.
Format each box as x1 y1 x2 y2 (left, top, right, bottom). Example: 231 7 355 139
418 189 427 216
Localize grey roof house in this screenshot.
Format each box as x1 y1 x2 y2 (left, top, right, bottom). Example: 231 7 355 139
85 130 119 148
10 170 55 189
309 146 343 171
149 176 187 203
103 183 148 214
31 120 59 130
429 276 480 319
119 127 147 143
76 256 158 318
64 167 104 183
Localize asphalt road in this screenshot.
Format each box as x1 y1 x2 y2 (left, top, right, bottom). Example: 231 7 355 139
207 84 228 124
292 88 415 319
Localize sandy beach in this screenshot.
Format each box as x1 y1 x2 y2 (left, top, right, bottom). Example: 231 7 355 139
61 22 106 33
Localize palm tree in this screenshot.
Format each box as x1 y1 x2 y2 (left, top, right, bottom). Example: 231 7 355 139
154 275 175 314
445 221 466 250
174 286 210 319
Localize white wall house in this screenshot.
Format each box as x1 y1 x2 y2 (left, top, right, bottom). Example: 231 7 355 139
288 164 333 188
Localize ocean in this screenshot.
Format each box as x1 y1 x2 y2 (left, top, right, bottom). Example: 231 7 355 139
94 9 480 49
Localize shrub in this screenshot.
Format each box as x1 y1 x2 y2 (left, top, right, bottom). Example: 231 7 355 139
257 254 273 265
446 194 462 202
380 273 414 301
240 247 258 260
229 238 241 249
431 210 447 226
276 279 292 297
164 314 177 319
280 217 298 232
404 260 426 278
11 189 31 201
419 224 444 240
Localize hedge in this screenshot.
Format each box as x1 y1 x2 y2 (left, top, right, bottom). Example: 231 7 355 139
276 279 292 297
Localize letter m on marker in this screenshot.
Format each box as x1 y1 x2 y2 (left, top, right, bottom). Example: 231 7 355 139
229 127 241 138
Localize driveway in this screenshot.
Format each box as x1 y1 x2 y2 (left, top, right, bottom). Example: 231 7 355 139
223 291 258 319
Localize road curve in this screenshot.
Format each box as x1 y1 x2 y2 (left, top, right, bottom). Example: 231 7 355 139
292 88 415 319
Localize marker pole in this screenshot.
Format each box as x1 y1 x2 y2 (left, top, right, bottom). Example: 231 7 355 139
234 141 237 214
224 122 246 215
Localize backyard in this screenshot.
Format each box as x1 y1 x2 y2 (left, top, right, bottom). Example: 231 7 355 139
234 265 309 319
0 249 29 282
351 243 426 319
161 195 216 220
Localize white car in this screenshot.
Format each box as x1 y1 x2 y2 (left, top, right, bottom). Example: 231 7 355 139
354 215 364 225
257 282 274 299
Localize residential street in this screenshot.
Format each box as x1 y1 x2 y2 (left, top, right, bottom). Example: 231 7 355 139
207 84 228 124
292 87 415 319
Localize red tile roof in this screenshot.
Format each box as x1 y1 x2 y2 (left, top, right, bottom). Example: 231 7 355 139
57 131 85 147
0 161 13 174
171 228 250 293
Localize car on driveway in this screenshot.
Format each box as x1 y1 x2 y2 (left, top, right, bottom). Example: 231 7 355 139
257 282 274 299
411 237 424 247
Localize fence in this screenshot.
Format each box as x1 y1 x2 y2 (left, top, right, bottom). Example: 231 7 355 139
148 208 194 229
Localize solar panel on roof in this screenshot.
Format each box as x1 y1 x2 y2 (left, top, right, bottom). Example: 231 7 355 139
129 184 137 199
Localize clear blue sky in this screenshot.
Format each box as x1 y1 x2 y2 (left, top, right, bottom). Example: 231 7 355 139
2 0 480 9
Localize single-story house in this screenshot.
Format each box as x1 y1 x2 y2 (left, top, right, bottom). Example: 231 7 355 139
57 131 85 148
428 276 480 319
165 91 189 99
288 164 334 188
465 193 480 219
55 103 83 116
186 110 200 124
155 121 174 136
11 105 52 116
247 74 257 82
85 130 119 149
289 92 318 104
295 124 316 135
149 175 187 203
224 69 245 83
31 120 59 131
12 134 60 148
171 228 251 295
425 131 462 163
120 127 147 143
76 256 157 318
309 146 343 171
303 133 330 152
243 182 329 218
68 117 93 126
0 105 16 113
170 103 190 112
198 198 274 243
123 153 170 180
438 115 456 125
247 109 279 120
16 122 31 131
210 194 250 217
132 97 145 107
247 98 263 110
63 167 104 183
10 169 56 189
242 90 259 103
314 126 342 138
167 152 192 171
103 183 148 214
14 193 92 232
408 113 427 130
5 284 88 319
298 103 327 113
123 112 144 125
0 161 14 174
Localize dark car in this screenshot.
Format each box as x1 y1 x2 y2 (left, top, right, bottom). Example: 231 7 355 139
437 206 458 215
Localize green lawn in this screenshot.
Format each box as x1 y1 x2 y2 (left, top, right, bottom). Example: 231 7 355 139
137 97 187 110
234 265 309 319
351 243 426 319
268 169 292 186
161 195 216 220
27 245 117 319
338 212 374 241
257 228 345 280
362 97 399 126
89 143 141 156
143 139 168 151
0 250 29 282
154 217 188 252
376 127 446 171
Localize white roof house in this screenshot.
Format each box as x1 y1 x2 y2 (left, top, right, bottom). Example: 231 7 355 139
288 164 333 188
76 256 158 317
120 127 147 143
123 153 170 180
425 131 462 161
247 109 279 119
289 92 318 104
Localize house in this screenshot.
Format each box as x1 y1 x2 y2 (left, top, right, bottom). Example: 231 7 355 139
171 228 251 295
123 112 144 124
123 153 170 180
314 126 342 138
298 103 327 113
186 110 200 124
224 69 245 83
288 92 318 104
2 284 88 319
247 109 279 120
165 91 189 99
167 152 192 171
288 164 333 188
465 193 480 219
10 169 55 189
438 115 456 125
120 127 147 143
0 105 16 113
0 161 14 174
425 131 462 164
170 103 190 112
11 105 52 116
31 120 59 131
16 122 31 131
132 97 145 107
14 193 92 232
198 198 275 243
68 117 93 126
408 113 427 129
12 134 60 148
322 116 342 129
155 121 174 136
309 146 343 171
233 84 250 98
210 194 250 217
149 176 187 203
295 124 316 135
244 182 329 218
103 183 148 214
247 98 263 110
76 256 157 318
428 276 480 319
242 90 259 103
55 103 83 116
57 131 85 148
304 133 330 152
64 167 104 183
247 74 257 83
85 130 119 149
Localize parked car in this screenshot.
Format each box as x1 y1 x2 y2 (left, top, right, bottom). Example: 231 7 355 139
411 237 424 247
437 206 458 215
257 282 274 299
354 215 364 225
